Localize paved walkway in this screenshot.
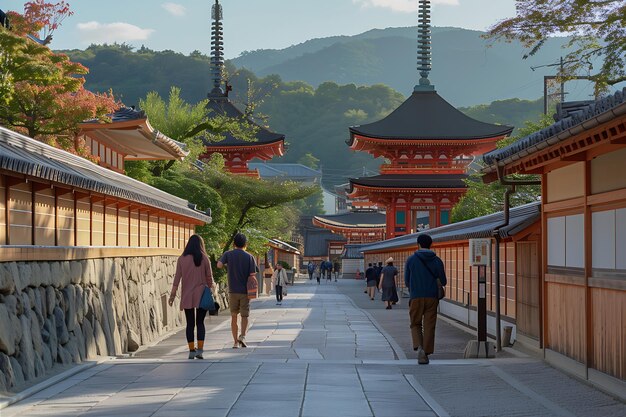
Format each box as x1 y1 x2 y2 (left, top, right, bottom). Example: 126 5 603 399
4 279 625 417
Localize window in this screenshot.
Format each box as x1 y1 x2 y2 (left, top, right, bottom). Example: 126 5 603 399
547 214 584 268
396 210 406 225
593 208 626 270
440 210 450 225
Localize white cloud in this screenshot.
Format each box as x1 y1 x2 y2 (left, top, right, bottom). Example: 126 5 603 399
161 2 187 17
353 0 459 13
76 21 154 44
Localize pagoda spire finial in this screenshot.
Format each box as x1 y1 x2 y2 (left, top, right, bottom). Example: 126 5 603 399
414 0 435 92
209 0 225 97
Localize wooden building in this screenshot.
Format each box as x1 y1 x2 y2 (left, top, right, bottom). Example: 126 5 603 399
346 1 512 239
200 1 284 177
79 107 189 174
312 210 386 245
268 238 301 271
360 202 541 343
0 126 211 258
483 88 626 396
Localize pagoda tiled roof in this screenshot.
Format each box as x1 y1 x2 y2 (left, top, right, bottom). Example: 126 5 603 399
314 210 386 229
484 87 626 167
349 90 513 143
0 126 211 223
360 202 541 252
204 96 284 147
349 174 468 191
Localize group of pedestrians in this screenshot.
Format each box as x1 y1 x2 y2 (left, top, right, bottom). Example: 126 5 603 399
307 260 340 284
168 231 447 366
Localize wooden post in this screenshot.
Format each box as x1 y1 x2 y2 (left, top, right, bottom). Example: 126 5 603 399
540 175 548 354
584 160 592 378
5 176 10 245
89 196 93 246
31 181 35 245
54 187 59 247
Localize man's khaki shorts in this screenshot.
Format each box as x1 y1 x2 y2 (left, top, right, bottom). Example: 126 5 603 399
229 293 250 317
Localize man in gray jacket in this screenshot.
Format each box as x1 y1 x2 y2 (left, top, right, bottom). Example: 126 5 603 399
404 234 447 364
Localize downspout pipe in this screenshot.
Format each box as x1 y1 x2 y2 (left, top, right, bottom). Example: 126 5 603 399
491 164 541 352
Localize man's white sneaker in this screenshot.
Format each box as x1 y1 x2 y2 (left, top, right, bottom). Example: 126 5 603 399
238 335 247 348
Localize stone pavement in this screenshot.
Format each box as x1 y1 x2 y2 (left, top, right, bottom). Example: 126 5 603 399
3 279 624 417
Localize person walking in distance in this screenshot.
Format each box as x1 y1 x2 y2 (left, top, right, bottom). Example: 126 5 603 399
307 262 315 280
317 261 323 285
325 260 332 282
272 263 288 305
218 233 257 349
333 259 341 282
405 234 447 364
168 235 214 359
379 257 399 310
263 261 274 296
365 263 377 300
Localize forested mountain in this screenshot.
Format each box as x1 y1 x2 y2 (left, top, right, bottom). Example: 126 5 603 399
231 26 571 107
64 41 544 188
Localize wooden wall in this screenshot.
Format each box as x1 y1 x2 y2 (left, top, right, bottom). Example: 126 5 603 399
0 175 198 250
543 153 626 381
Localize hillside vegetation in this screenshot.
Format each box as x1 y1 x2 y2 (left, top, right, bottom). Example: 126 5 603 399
64 41 544 187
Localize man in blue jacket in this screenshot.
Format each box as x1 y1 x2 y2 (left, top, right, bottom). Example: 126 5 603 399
404 234 447 364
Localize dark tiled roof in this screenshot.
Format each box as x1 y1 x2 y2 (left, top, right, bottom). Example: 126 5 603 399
349 91 513 143
314 210 386 229
204 97 284 146
484 87 626 166
350 174 468 191
83 107 146 124
248 163 321 180
342 244 366 259
303 229 346 258
269 238 301 254
0 127 212 223
360 202 540 253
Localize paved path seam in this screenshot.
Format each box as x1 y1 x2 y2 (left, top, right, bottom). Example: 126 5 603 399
404 374 450 417
489 365 577 417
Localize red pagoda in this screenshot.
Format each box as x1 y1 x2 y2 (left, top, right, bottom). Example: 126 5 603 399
200 0 285 177
347 0 513 239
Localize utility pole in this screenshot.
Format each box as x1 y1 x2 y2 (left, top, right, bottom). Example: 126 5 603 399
532 57 593 114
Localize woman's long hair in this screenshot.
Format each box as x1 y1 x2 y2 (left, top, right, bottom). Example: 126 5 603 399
182 235 207 267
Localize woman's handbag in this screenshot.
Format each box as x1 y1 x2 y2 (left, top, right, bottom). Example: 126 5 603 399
209 301 220 316
199 286 216 311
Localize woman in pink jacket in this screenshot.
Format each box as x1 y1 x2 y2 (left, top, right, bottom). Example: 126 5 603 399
168 235 214 359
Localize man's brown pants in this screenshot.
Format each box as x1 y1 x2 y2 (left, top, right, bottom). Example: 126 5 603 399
409 298 439 355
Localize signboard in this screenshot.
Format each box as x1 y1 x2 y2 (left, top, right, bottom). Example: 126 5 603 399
469 239 491 266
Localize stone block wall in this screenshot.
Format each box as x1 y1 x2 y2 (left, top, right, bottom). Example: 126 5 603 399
0 256 229 392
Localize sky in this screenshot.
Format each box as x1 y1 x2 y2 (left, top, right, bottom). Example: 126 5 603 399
2 0 517 58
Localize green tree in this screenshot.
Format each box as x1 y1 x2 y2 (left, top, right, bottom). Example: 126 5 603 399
0 2 117 144
451 116 552 222
297 152 320 169
202 170 316 253
487 0 626 93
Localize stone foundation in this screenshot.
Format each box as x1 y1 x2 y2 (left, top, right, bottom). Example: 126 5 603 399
0 256 229 392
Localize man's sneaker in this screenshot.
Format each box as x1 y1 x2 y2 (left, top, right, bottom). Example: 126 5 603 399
417 348 429 365
238 335 247 348
188 350 197 359
195 349 204 359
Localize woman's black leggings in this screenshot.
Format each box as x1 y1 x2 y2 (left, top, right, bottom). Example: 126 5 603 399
184 308 207 343
275 285 283 302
